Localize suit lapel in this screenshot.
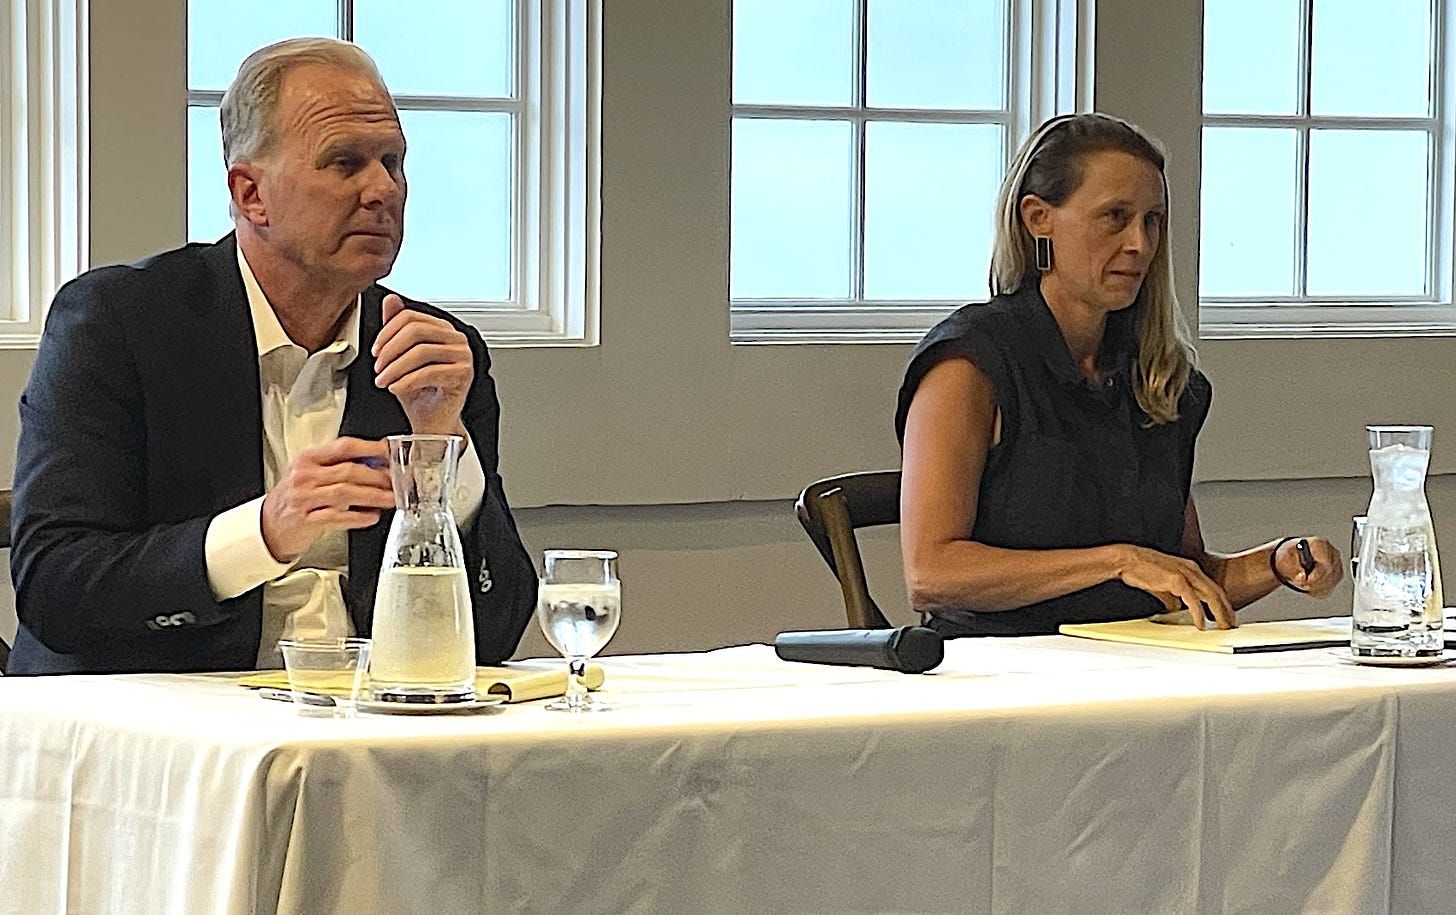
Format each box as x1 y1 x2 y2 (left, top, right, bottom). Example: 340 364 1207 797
195 236 265 506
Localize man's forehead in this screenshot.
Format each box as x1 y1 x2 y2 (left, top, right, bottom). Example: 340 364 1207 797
278 63 399 125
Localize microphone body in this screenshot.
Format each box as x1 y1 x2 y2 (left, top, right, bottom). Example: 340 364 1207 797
774 626 944 674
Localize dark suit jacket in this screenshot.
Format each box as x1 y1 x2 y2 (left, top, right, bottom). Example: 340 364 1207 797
9 235 538 674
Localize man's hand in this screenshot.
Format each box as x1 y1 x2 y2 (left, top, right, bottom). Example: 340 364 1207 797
372 293 473 436
260 437 394 563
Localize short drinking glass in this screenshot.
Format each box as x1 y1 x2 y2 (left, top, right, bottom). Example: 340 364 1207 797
536 550 621 712
278 637 372 718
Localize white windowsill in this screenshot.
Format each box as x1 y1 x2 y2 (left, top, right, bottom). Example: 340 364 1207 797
1199 303 1456 340
730 302 963 345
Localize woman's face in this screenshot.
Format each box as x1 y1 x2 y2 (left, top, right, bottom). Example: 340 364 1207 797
1021 149 1165 313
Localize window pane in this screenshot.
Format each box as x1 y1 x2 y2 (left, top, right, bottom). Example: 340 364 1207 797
1307 129 1428 297
864 122 999 299
1312 0 1432 117
1199 127 1298 298
731 118 852 299
187 106 234 243
187 1 336 91
866 0 1005 111
355 0 512 98
1202 0 1300 115
388 111 513 302
733 0 854 106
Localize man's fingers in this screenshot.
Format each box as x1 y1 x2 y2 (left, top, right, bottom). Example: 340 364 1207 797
381 293 405 329
309 436 391 465
306 482 396 512
374 322 467 375
374 343 469 389
372 301 458 360
305 507 387 530
371 295 409 358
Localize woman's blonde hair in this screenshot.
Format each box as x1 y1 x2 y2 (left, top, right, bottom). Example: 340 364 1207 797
989 113 1196 425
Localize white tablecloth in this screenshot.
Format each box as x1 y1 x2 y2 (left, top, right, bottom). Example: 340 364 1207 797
4 637 1456 914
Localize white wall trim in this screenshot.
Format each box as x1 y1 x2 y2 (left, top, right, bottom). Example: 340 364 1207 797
0 0 87 349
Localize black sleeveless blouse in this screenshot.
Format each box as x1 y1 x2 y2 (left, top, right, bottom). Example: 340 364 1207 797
894 283 1212 636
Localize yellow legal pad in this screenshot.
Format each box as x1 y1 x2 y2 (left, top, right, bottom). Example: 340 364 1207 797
1058 615 1351 654
238 664 605 703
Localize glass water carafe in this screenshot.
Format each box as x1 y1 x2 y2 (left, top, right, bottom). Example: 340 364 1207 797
1353 425 1443 658
369 434 476 703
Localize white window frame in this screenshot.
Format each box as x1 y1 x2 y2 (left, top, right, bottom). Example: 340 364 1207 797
729 0 1090 344
0 0 88 349
185 0 599 347
1199 0 1456 339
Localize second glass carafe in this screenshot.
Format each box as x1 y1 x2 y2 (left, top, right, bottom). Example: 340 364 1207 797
1353 425 1443 658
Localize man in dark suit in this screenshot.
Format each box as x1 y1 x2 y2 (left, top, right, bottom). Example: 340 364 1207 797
8 38 538 674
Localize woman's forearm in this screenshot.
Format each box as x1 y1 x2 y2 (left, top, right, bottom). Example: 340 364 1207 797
1202 541 1284 610
905 540 1129 614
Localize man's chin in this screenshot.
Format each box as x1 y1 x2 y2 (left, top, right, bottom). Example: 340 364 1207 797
346 251 400 286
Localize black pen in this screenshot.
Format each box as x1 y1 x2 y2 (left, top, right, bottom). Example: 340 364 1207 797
1296 538 1316 577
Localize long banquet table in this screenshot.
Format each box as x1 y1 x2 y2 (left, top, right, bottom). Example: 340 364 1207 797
4 634 1456 914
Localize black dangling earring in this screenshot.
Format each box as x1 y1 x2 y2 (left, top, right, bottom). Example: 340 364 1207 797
1034 236 1054 273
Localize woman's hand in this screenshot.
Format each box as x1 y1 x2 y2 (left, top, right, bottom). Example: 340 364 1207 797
1111 544 1235 630
1273 537 1343 597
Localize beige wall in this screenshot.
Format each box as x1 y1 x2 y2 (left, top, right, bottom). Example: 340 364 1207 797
0 0 1450 656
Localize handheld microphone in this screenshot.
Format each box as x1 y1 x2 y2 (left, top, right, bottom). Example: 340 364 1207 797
773 626 944 674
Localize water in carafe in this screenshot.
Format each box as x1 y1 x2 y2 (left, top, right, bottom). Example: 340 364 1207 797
369 434 476 703
1353 426 1443 658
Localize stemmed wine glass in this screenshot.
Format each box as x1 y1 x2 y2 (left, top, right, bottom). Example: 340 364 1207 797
536 550 621 712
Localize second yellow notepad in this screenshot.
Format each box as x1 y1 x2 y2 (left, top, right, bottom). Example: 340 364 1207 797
1058 616 1351 654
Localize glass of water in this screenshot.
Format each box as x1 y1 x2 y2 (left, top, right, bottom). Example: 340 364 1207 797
536 549 621 712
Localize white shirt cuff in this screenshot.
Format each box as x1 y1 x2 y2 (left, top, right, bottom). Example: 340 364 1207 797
451 435 487 529
205 496 293 600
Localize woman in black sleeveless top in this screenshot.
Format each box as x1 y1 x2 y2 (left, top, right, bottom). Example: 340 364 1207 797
896 114 1344 638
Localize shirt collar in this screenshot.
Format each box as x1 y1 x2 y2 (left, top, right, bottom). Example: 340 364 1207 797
236 245 360 365
1010 281 1136 388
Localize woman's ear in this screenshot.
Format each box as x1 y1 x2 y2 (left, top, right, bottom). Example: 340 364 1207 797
1019 193 1053 237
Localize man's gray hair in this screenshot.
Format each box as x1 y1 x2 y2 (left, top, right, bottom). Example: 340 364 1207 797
220 37 389 168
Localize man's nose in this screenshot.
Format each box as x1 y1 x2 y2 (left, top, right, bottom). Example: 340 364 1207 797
361 161 404 208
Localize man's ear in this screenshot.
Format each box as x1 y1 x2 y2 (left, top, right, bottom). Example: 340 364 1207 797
228 162 267 226
1019 193 1054 238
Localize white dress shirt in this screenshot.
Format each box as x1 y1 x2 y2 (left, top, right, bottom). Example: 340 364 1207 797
203 249 487 667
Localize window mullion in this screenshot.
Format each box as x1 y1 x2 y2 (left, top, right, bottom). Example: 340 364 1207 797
1295 0 1314 298
853 0 868 303
1426 0 1443 300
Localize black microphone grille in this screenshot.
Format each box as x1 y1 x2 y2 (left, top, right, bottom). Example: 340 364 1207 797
890 626 944 674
